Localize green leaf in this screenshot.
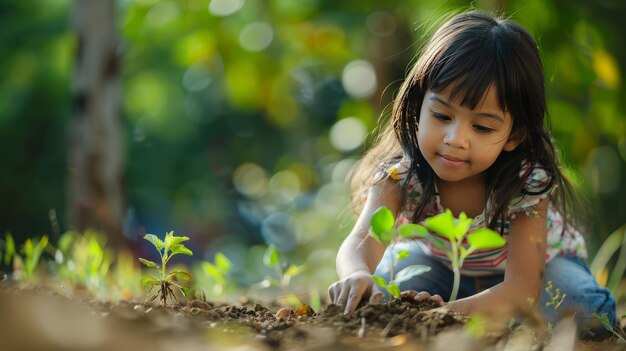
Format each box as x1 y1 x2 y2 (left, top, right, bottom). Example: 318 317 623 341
167 270 192 281
398 223 429 239
215 252 231 272
139 257 159 269
140 276 160 287
372 275 387 288
143 234 164 251
380 230 395 246
169 244 193 256
429 235 447 250
371 206 395 238
202 261 226 285
394 265 432 284
4 233 15 266
164 231 190 250
425 210 456 240
467 229 506 250
387 283 400 298
263 245 280 268
284 264 304 278
396 250 410 261
454 212 474 239
24 238 33 257
179 286 192 297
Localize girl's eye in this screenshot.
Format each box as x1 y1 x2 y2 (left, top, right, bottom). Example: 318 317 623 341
432 112 450 121
473 125 493 133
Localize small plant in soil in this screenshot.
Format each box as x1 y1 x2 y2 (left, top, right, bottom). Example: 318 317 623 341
369 207 431 298
139 231 193 306
201 251 232 296
371 207 506 301
1 233 48 281
259 244 306 307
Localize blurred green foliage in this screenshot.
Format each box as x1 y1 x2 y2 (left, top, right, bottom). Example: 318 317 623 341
1 0 625 293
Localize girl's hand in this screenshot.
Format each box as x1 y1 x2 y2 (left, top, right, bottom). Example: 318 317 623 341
400 290 446 307
328 271 384 315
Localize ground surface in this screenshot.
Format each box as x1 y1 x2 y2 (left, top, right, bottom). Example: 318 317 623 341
0 282 624 351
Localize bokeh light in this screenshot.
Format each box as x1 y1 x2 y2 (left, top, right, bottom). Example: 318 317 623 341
208 0 245 17
341 60 377 99
329 117 367 152
239 22 274 52
233 163 269 198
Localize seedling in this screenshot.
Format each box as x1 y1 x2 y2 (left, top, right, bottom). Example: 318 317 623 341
260 244 306 307
201 252 232 296
139 231 193 306
55 230 112 295
370 207 431 298
371 207 506 301
2 233 48 281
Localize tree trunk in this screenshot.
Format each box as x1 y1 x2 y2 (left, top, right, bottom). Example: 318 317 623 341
68 0 125 248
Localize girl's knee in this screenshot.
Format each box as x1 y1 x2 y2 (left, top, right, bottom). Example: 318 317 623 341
541 256 617 333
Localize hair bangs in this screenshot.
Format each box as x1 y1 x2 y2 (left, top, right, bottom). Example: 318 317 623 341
425 22 518 114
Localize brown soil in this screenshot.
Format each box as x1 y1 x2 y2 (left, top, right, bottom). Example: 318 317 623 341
0 282 623 351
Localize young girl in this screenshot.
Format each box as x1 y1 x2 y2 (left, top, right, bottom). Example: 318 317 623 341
328 10 616 335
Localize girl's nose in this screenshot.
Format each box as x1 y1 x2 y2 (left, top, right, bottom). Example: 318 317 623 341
443 125 469 149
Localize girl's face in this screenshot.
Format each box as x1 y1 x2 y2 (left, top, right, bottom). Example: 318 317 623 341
417 83 520 184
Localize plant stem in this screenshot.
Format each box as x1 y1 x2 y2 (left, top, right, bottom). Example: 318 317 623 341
449 239 460 301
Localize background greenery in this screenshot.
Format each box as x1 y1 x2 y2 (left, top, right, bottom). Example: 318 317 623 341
1 0 625 293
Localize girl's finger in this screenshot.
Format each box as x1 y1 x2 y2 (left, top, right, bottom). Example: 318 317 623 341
369 285 384 304
344 285 366 315
336 287 351 310
430 294 445 306
415 291 432 301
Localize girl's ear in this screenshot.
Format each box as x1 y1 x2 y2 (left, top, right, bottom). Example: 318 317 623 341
503 129 525 152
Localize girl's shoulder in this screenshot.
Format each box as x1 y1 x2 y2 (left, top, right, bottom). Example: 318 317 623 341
507 163 552 219
375 156 414 183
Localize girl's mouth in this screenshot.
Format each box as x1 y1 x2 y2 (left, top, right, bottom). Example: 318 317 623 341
437 153 467 167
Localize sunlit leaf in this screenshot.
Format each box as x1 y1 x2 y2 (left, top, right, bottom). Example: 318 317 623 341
167 270 192 281
394 265 431 284
180 286 192 296
454 212 473 239
467 229 506 250
202 261 226 285
372 275 387 288
139 258 159 269
284 264 304 278
425 210 456 240
263 245 280 268
164 231 190 250
387 283 400 298
398 223 428 238
215 252 231 272
4 233 15 266
371 206 395 239
140 275 160 287
396 250 410 261
169 244 193 256
24 238 33 257
143 234 164 251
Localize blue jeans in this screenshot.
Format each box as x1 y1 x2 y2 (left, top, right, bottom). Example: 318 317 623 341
374 241 616 336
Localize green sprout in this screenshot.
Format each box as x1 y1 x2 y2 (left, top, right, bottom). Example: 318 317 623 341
370 207 432 298
55 230 112 296
139 231 193 306
2 233 49 282
201 252 233 296
260 244 306 307
371 207 506 301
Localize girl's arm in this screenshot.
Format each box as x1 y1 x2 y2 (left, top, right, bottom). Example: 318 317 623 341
446 199 549 325
329 178 402 314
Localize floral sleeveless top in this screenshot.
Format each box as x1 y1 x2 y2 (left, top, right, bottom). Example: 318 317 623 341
382 158 588 276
